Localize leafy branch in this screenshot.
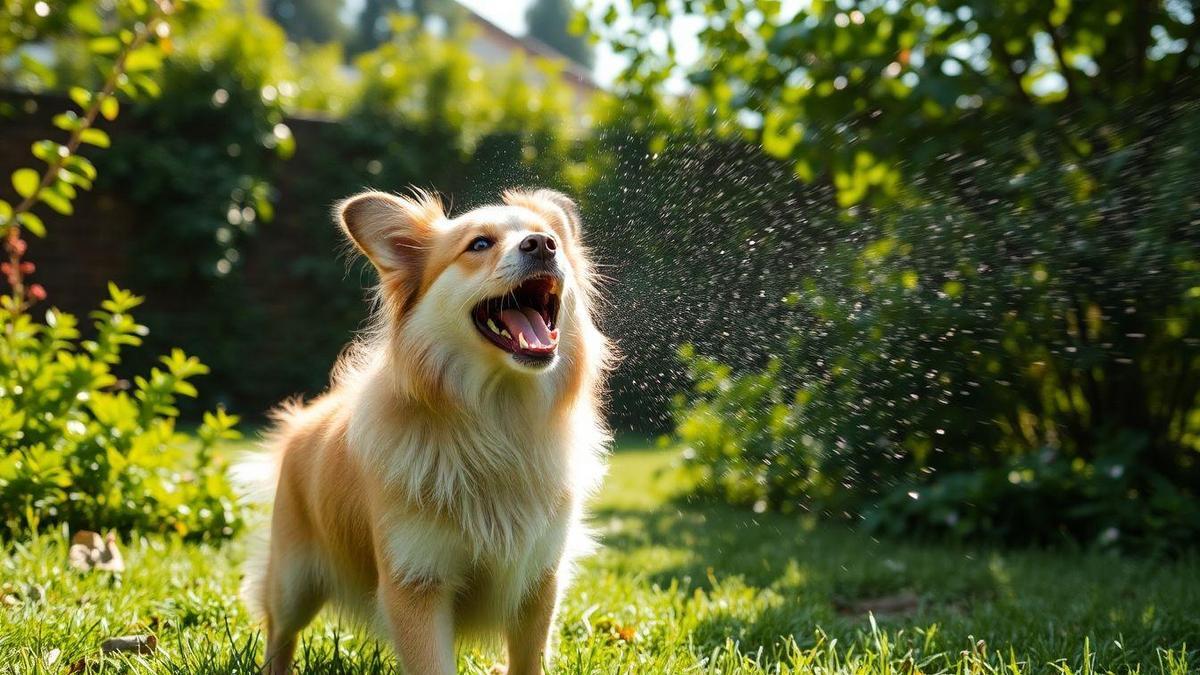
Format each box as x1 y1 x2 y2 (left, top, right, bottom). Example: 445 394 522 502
1 0 174 315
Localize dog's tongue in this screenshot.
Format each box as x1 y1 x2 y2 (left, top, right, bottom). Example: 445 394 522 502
499 308 554 348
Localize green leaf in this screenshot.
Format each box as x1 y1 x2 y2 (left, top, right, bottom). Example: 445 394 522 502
67 3 104 33
58 169 93 191
31 140 64 164
117 80 138 99
0 200 10 225
38 189 73 215
100 97 119 121
79 128 111 148
69 87 92 111
132 74 161 98
52 180 77 200
64 156 97 181
11 168 39 199
106 446 128 472
17 212 45 237
88 37 122 55
256 199 274 223
52 112 82 132
124 46 163 72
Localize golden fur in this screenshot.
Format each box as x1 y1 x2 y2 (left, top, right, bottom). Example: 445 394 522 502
240 189 612 674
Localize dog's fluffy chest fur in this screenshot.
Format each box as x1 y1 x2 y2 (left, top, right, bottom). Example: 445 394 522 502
344 374 604 613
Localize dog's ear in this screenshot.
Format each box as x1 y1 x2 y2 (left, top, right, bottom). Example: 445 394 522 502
529 189 583 242
337 190 440 275
501 189 582 241
338 191 442 313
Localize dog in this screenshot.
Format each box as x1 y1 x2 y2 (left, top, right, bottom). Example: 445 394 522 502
240 188 612 674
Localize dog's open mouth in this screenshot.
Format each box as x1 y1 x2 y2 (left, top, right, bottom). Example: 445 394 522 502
472 275 561 363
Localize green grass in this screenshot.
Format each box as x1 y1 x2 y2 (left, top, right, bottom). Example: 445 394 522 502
2 445 1197 674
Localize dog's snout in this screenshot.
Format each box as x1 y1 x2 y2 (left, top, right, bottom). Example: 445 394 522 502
519 233 557 260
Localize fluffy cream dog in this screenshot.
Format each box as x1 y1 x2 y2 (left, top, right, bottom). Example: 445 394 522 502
241 189 612 674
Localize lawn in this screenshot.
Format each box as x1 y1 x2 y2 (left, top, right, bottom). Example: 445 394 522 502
1 443 1196 674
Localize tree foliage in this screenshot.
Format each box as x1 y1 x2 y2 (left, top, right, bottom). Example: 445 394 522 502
266 0 348 44
349 0 449 55
527 0 593 68
597 0 1199 204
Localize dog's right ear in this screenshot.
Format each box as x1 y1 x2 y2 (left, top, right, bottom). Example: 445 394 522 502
530 189 582 241
337 190 441 277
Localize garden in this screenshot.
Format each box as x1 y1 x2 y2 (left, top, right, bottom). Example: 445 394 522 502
1 0 1197 672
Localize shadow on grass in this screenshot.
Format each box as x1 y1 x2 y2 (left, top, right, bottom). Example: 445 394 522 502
587 495 1042 657
588 473 1200 667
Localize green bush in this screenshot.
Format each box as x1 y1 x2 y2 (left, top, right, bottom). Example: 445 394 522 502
605 0 1200 549
0 284 243 538
1 0 246 540
674 105 1200 551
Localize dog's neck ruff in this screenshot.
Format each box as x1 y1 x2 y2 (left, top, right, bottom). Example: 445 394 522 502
346 353 606 562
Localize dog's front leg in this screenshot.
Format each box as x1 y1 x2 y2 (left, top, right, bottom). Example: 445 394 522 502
379 579 455 675
504 568 559 675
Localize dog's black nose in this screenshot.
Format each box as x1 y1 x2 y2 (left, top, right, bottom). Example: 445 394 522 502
519 233 557 260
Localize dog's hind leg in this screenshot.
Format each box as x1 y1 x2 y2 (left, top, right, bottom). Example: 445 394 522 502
259 473 327 675
261 544 326 675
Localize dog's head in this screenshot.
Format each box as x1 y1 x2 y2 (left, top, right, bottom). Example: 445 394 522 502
338 188 607 405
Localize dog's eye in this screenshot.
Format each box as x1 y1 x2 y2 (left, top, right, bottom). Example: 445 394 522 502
467 236 493 252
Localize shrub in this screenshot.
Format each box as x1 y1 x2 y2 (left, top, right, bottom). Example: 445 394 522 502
606 0 1200 549
674 104 1200 551
1 0 246 539
0 285 243 538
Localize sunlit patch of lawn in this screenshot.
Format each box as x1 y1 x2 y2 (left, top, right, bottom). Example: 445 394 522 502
1 444 1196 673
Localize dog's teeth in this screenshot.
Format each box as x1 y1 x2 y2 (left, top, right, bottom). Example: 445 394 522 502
501 329 511 339
518 332 530 349
487 319 500 334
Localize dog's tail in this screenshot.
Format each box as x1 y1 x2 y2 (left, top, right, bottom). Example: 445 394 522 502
229 399 306 505
228 450 279 507
233 399 305 619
